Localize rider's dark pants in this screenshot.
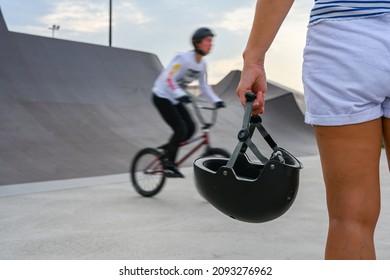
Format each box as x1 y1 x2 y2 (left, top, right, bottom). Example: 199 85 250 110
153 94 195 163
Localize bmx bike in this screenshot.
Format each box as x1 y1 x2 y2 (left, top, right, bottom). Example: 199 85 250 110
130 95 230 197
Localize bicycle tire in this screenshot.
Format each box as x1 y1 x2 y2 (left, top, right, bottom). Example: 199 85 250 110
130 148 166 197
201 147 230 158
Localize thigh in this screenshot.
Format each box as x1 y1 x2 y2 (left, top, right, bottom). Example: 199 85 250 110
175 103 195 134
153 95 184 130
313 119 382 222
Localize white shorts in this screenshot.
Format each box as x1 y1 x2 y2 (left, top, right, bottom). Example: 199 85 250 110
303 13 390 126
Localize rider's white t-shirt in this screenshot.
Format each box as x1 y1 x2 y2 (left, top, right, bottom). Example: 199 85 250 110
152 51 221 105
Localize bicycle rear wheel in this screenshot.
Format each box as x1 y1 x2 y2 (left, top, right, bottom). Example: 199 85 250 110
130 148 166 197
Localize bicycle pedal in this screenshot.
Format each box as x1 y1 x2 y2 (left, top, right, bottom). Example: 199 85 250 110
164 169 185 178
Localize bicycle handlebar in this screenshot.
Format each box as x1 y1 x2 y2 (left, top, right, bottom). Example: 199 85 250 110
184 90 220 129
192 100 218 129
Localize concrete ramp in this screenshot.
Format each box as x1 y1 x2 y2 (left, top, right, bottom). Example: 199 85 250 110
0 10 317 186
0 9 164 185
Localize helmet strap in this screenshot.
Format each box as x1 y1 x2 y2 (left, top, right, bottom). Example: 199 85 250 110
225 92 281 169
194 48 206 56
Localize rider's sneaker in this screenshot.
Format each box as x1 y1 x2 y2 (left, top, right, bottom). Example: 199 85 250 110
162 160 184 178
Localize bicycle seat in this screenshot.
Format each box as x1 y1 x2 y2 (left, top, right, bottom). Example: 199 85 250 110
193 92 303 223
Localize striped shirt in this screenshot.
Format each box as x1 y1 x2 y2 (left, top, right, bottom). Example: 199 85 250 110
309 0 390 25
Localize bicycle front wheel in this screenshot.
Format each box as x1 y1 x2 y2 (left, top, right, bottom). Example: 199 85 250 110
130 148 166 197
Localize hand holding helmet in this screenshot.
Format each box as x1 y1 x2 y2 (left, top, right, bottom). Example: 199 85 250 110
193 92 303 223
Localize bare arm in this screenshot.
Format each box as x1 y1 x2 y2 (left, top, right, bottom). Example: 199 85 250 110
236 0 294 115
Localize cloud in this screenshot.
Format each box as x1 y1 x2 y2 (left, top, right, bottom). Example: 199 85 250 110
41 2 107 33
213 6 254 33
208 56 243 84
115 2 150 25
40 0 150 34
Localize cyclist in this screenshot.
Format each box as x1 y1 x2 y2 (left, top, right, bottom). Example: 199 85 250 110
152 27 225 178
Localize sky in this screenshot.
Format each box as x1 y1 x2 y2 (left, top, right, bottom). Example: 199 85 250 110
0 0 313 93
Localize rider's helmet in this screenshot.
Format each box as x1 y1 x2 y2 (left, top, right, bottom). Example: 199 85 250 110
191 27 214 55
193 92 303 223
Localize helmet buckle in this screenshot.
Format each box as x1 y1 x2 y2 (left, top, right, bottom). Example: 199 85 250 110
237 128 250 142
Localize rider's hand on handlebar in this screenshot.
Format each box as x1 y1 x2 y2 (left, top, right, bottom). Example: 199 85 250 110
176 95 192 104
214 101 226 109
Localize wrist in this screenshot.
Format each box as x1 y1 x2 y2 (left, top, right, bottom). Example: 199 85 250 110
242 49 265 66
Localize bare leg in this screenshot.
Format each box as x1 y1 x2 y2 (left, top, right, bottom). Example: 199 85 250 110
313 119 382 259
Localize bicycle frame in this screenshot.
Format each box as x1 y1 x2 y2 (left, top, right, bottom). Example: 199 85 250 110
175 129 210 167
141 136 207 175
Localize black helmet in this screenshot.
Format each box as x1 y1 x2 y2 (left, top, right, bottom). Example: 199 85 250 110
193 92 303 223
191 27 214 55
192 27 214 45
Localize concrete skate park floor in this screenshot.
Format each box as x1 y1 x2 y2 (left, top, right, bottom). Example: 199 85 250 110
1 154 390 260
